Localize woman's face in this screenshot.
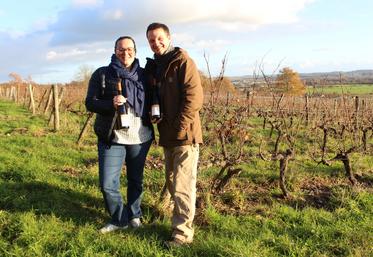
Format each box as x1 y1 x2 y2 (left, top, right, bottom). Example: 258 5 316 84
115 38 136 68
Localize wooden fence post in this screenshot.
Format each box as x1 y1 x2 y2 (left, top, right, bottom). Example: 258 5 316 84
354 96 359 132
28 83 36 115
226 92 230 106
53 84 60 131
16 84 20 103
58 86 65 110
23 85 28 107
76 112 94 145
250 92 255 108
333 98 338 117
246 91 251 115
44 87 53 115
10 87 17 102
6 87 10 99
305 95 309 126
38 88 49 110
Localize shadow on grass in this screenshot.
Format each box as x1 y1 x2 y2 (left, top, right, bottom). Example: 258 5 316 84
130 218 239 257
132 222 171 243
355 173 373 186
301 161 344 177
129 223 240 257
0 180 105 225
284 180 344 211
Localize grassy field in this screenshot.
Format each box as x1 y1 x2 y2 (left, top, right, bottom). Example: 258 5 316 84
0 100 372 256
307 84 373 95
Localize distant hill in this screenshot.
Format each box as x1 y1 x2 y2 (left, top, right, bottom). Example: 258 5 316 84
299 70 373 84
230 69 373 90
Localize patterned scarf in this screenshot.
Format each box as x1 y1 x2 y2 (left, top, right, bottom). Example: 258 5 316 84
109 54 145 117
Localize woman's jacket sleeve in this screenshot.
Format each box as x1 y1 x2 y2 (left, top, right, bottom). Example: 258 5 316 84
85 68 115 116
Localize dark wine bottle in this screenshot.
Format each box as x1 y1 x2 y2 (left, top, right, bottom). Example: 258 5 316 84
116 78 130 130
151 78 161 120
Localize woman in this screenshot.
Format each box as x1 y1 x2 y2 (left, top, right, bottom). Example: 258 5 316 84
85 36 153 234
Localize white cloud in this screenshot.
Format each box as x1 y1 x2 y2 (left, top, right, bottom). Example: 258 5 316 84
46 51 57 60
0 0 317 83
6 30 27 39
48 0 315 46
72 0 103 8
102 9 124 20
312 48 331 52
0 32 53 80
194 39 231 54
46 48 87 60
95 48 110 54
163 0 314 26
171 33 198 49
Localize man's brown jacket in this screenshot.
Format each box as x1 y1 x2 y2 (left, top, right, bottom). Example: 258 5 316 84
157 48 203 147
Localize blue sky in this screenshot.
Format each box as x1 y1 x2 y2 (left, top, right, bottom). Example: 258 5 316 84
0 0 372 83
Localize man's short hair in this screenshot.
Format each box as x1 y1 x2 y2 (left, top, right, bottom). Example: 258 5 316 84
146 22 170 37
114 36 137 53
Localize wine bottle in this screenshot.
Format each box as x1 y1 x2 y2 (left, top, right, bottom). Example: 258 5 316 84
116 78 130 130
151 78 161 120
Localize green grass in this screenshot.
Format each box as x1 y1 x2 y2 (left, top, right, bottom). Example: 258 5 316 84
0 99 372 256
307 84 373 95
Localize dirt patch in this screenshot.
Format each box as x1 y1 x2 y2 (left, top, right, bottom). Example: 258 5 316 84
5 127 28 135
52 166 81 177
83 158 97 168
286 177 343 211
194 179 275 221
354 170 373 187
145 155 163 170
31 128 47 137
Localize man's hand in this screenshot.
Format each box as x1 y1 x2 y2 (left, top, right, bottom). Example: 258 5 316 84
150 114 163 124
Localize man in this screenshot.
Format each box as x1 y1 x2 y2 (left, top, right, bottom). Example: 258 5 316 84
145 22 203 247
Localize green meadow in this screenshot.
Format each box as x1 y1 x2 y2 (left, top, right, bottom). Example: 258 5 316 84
0 100 372 256
307 84 373 95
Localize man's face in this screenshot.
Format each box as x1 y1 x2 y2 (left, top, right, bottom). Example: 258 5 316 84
147 28 171 55
115 38 136 68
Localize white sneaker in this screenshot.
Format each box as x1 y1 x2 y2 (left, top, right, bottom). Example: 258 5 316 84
99 223 128 234
129 218 142 228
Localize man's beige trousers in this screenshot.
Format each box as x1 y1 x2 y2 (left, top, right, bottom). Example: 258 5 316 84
164 144 199 242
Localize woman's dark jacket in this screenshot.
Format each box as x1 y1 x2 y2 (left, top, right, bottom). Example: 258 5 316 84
85 64 153 143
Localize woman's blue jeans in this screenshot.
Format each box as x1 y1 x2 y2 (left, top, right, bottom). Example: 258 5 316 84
98 139 152 226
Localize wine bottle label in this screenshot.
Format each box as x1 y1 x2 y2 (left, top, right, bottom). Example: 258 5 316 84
119 114 130 129
151 104 160 116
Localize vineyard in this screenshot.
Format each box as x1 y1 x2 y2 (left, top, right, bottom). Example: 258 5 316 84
0 80 372 256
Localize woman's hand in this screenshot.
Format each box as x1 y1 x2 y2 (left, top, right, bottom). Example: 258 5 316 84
113 95 126 108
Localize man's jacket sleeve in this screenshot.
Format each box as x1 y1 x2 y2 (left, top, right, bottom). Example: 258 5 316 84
174 58 203 138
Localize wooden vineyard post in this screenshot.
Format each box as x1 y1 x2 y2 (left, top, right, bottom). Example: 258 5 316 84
76 112 94 145
305 95 309 126
10 87 17 102
354 96 359 131
44 87 53 115
28 83 36 115
38 88 49 110
53 84 60 131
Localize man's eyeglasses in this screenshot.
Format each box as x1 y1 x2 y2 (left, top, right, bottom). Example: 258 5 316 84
116 47 135 54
